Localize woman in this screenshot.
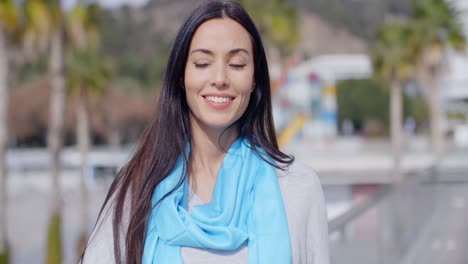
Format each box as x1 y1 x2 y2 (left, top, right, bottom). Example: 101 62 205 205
81 1 329 263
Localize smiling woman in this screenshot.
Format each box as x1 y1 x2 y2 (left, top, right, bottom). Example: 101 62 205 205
80 1 329 264
185 18 254 133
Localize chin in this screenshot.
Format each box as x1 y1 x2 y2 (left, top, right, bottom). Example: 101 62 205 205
190 110 242 131
204 120 237 130
198 116 239 130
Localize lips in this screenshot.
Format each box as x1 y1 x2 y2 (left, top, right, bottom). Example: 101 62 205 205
202 94 235 110
204 95 234 103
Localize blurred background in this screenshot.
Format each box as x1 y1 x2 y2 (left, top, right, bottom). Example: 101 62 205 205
0 0 467 263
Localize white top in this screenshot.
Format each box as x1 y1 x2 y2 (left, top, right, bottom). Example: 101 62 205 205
81 161 330 264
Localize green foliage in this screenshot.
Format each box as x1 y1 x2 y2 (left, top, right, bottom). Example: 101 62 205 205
369 0 465 139
66 3 101 50
371 21 415 83
39 0 61 24
22 0 59 57
65 2 113 96
406 94 429 126
447 111 466 121
337 78 429 134
410 0 466 53
237 0 299 56
67 47 113 96
0 0 19 31
23 0 53 35
96 4 169 90
0 245 10 264
301 0 466 48
45 212 62 264
337 79 390 133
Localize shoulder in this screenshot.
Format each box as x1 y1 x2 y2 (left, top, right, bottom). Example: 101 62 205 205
81 187 131 263
276 160 324 203
276 160 330 264
275 160 326 221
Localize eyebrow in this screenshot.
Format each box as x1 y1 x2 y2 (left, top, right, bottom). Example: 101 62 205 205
190 48 250 56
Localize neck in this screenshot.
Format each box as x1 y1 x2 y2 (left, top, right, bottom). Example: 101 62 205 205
188 116 239 202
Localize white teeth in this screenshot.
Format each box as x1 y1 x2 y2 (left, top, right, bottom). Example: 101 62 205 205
205 96 232 103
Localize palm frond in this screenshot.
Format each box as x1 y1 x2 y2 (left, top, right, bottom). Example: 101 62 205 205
0 0 19 31
371 20 414 83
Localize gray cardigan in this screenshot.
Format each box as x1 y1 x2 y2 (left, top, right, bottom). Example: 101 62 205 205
81 161 330 264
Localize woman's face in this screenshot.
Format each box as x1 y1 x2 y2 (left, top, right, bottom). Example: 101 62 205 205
184 17 254 133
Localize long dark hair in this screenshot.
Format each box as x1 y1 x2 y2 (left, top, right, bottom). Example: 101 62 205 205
82 1 293 263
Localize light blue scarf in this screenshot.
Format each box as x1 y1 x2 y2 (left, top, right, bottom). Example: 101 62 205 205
142 137 291 263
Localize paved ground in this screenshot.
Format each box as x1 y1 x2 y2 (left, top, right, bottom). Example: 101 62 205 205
7 171 108 264
401 173 468 264
329 168 468 264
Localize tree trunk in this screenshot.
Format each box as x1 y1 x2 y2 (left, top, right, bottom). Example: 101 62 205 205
48 27 65 215
390 79 403 184
427 66 444 165
0 25 9 256
77 90 90 253
107 125 122 149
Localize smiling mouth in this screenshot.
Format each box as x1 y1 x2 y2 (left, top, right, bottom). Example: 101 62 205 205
203 96 235 104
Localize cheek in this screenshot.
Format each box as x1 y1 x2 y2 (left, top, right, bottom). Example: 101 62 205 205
236 90 252 116
184 68 203 93
232 71 254 115
233 67 254 92
184 72 207 110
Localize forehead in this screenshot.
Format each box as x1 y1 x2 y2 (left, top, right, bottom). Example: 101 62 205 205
189 17 253 53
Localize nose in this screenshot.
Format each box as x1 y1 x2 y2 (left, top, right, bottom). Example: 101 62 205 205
211 64 229 88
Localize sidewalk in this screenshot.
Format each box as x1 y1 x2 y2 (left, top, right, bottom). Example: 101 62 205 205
329 168 468 264
283 137 468 184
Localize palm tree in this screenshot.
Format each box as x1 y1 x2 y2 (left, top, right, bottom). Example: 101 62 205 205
372 21 414 184
23 0 65 263
0 1 19 262
66 2 111 254
410 0 466 164
238 0 299 60
68 47 112 254
46 0 65 222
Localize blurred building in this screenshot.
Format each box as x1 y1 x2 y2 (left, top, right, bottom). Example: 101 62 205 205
443 0 468 102
273 54 372 144
452 0 468 37
443 0 468 147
